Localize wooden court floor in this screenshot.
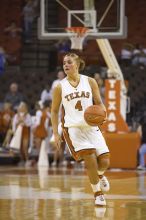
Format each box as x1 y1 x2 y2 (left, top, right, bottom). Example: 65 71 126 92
0 165 146 220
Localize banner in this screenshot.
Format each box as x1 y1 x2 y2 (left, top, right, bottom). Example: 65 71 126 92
102 79 129 133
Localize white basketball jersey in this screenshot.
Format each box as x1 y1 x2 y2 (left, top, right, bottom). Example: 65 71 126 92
60 75 93 127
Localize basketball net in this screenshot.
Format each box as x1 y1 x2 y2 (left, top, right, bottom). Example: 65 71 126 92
66 27 89 50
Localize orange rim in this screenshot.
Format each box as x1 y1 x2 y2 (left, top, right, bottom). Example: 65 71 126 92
65 27 89 37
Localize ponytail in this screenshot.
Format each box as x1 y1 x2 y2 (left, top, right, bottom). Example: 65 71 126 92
79 58 85 71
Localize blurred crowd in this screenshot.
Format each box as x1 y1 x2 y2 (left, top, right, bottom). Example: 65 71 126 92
120 43 146 68
0 70 63 167
0 0 39 67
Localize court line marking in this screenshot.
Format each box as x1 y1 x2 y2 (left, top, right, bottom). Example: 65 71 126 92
0 186 146 200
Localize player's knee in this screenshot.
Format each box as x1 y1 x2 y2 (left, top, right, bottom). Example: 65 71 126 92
98 153 110 170
82 153 97 169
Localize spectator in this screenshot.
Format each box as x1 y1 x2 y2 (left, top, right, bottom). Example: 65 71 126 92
22 0 36 43
33 100 51 165
132 44 142 66
40 81 52 103
31 101 43 152
132 44 146 67
120 43 133 66
137 114 146 170
141 47 146 66
32 0 40 18
4 21 22 38
11 102 32 166
0 47 6 74
0 102 14 145
4 82 25 110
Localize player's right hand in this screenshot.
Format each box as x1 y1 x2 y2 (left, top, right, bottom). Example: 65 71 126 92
54 133 63 150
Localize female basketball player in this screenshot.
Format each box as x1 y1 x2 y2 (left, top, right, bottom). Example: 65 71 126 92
51 53 110 206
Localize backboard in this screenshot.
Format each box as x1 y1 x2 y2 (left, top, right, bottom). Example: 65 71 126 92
38 0 127 40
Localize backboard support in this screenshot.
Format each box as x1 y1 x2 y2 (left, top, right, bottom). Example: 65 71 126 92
38 0 127 40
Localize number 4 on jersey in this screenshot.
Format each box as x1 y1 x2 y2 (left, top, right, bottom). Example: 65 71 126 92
75 100 83 111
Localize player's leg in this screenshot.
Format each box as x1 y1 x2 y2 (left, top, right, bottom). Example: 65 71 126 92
82 152 106 206
63 127 107 206
97 153 110 192
97 153 110 172
90 128 110 192
83 153 99 184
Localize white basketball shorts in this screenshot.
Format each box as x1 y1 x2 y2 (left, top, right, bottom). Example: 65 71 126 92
63 126 109 159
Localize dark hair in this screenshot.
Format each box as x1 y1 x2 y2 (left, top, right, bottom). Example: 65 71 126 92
64 53 85 71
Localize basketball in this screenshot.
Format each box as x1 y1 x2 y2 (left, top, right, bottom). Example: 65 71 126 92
84 105 106 126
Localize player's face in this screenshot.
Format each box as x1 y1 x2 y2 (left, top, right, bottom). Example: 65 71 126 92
63 56 78 75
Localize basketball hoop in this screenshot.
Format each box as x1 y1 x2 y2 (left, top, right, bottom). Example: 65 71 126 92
66 27 89 50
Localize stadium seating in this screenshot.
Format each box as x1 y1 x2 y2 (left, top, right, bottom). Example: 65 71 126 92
0 0 22 64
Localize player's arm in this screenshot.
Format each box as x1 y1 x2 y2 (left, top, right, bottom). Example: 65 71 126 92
88 77 107 115
51 84 62 148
